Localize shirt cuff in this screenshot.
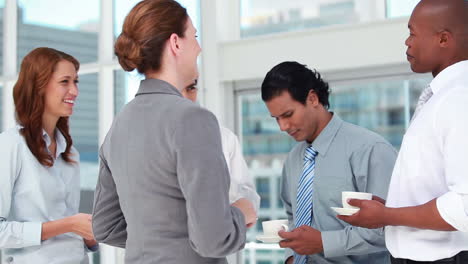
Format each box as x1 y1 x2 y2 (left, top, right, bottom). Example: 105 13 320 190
86 243 100 252
22 222 42 247
284 247 294 261
437 192 468 232
321 230 345 258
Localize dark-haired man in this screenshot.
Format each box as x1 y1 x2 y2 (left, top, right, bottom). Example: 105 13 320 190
261 61 398 264
339 0 468 263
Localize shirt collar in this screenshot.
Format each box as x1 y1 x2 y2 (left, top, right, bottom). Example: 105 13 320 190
42 129 67 158
430 60 468 95
135 78 182 97
310 113 343 157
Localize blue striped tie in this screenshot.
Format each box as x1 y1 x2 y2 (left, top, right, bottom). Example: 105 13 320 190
294 145 318 264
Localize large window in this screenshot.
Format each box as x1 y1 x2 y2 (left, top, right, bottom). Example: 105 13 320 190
114 0 200 37
0 84 3 131
236 75 431 263
331 77 429 149
70 73 99 261
0 0 4 75
71 73 99 192
114 0 140 37
240 0 420 38
17 0 99 65
240 0 387 38
386 0 419 18
237 92 288 263
114 69 142 114
241 93 296 156
0 0 2 130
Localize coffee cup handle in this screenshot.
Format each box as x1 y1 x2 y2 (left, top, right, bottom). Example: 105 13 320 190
281 224 289 232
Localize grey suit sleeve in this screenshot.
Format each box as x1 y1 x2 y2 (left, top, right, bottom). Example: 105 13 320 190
174 107 246 258
322 142 397 258
280 164 295 260
92 149 127 248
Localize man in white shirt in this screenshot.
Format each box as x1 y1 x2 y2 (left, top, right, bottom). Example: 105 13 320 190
339 0 468 263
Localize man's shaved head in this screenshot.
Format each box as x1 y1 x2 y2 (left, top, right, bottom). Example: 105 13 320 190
405 0 468 76
413 0 468 45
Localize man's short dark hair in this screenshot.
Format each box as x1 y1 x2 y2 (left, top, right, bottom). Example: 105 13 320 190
261 61 331 108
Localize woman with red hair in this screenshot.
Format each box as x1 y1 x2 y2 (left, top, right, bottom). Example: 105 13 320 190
0 47 97 263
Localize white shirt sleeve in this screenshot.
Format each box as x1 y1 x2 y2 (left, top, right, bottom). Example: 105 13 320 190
0 133 42 248
435 86 468 232
220 127 260 212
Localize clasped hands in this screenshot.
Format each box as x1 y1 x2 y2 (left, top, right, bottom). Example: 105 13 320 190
232 198 257 228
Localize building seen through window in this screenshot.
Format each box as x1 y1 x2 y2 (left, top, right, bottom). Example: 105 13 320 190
240 0 419 38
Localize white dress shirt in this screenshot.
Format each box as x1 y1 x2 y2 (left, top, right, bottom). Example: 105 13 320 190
220 126 260 212
386 60 468 261
0 127 88 264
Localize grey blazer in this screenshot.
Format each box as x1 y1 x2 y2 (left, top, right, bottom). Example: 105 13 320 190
92 79 246 264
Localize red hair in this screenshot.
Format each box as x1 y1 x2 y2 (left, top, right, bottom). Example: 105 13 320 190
13 47 80 167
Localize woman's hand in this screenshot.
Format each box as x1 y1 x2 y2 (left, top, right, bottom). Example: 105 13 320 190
41 213 95 241
232 198 257 228
69 213 95 240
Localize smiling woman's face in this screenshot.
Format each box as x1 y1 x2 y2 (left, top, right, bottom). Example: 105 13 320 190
43 60 79 119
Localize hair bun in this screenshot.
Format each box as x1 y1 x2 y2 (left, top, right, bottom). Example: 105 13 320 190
115 0 188 74
114 33 142 72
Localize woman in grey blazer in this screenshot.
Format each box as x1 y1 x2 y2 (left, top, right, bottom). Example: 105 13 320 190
91 1 256 264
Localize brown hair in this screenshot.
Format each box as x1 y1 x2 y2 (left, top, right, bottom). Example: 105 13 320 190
13 47 80 167
115 0 188 74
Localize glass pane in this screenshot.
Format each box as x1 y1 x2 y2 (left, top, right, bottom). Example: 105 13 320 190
0 84 2 132
114 0 140 37
277 178 283 208
69 73 99 262
114 0 200 37
0 0 3 130
241 94 296 155
257 178 270 209
243 247 286 264
17 0 99 65
240 0 386 38
331 79 407 149
114 70 144 114
386 0 419 18
69 73 99 193
0 0 4 74
408 77 431 117
239 93 287 264
330 77 431 149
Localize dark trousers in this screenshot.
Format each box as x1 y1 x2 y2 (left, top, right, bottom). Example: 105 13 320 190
391 252 468 264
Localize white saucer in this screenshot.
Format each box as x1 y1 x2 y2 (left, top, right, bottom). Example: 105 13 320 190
256 234 284 243
331 207 359 216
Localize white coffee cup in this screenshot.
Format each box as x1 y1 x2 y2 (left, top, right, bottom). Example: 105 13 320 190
262 219 289 236
342 191 372 209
